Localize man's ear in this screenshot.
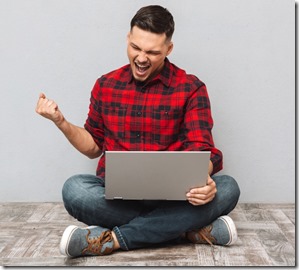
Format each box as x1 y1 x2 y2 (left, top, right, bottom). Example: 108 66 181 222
126 31 131 44
166 42 174 56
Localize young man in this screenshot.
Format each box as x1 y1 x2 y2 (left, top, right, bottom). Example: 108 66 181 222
36 5 240 257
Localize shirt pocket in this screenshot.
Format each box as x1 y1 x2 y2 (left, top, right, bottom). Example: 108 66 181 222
150 106 183 146
102 105 127 139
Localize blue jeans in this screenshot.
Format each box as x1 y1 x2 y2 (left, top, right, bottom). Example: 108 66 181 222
62 174 240 250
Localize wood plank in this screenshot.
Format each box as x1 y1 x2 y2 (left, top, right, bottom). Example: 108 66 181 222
195 244 215 266
256 229 295 266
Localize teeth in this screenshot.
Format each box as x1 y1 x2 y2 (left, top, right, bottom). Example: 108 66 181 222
135 62 150 73
137 64 149 68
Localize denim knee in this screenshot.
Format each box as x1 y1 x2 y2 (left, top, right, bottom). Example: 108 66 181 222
62 174 100 217
221 175 240 202
62 175 79 217
213 174 241 214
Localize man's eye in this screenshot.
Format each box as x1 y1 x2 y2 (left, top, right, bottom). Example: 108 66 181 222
149 52 160 56
132 46 140 51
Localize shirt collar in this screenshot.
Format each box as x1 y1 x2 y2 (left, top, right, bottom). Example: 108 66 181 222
128 58 172 87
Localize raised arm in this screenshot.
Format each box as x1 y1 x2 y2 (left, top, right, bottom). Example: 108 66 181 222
35 93 101 159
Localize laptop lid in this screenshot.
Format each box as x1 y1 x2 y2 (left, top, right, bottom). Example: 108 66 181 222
105 151 211 200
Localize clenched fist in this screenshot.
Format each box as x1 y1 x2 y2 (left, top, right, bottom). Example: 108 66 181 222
35 93 64 126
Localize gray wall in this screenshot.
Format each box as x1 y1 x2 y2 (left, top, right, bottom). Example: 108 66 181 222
0 0 295 203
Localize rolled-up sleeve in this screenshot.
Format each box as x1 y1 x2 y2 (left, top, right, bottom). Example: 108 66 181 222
84 80 104 151
182 80 223 175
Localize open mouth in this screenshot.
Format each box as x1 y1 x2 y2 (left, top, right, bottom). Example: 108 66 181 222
135 62 151 76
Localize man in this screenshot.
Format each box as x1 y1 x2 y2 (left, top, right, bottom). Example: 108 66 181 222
36 5 240 257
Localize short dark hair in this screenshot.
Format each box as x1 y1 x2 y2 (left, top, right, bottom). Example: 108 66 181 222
130 5 175 41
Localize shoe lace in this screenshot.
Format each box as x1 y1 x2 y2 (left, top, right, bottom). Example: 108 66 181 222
197 225 216 246
82 229 113 255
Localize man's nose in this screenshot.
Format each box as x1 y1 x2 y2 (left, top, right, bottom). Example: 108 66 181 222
136 51 148 63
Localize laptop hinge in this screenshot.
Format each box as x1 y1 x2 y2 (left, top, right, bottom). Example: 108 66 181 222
113 197 123 200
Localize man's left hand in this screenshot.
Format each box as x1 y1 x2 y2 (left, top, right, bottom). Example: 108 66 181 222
186 176 217 206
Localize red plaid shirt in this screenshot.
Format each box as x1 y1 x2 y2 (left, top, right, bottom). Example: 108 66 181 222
85 58 223 178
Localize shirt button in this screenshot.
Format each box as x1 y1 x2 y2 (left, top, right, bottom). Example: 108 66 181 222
137 111 142 116
136 133 141 137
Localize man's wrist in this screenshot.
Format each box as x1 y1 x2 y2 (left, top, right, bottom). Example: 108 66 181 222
54 116 66 130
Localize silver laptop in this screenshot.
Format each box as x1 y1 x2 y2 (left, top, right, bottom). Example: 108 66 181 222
105 151 211 200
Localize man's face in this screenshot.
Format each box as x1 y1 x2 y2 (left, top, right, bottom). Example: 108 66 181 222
127 26 173 82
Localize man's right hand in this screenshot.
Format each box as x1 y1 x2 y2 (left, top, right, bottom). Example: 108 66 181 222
35 93 64 126
35 92 101 158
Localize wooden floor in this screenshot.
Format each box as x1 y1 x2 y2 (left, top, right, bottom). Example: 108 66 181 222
0 202 295 266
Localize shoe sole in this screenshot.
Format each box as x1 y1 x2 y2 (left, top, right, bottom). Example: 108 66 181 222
59 225 79 257
219 216 238 246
